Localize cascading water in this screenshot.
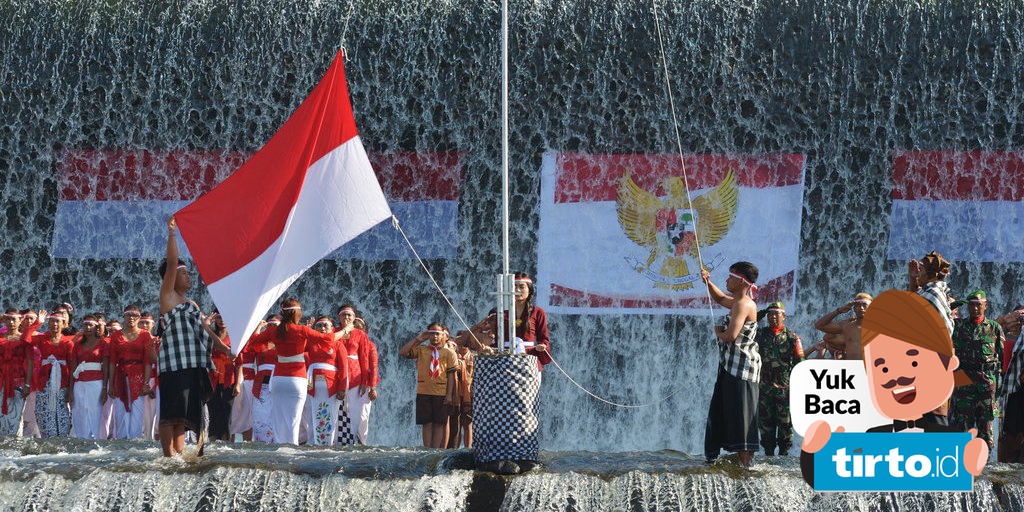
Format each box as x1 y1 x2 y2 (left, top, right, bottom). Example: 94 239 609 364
3 0 1024 509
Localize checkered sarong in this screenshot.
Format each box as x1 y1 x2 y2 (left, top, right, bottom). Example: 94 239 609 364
336 402 357 446
472 354 540 464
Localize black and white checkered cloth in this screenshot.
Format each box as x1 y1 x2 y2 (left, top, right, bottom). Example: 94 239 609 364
472 354 540 464
918 281 954 336
718 316 761 383
336 402 357 446
158 302 213 373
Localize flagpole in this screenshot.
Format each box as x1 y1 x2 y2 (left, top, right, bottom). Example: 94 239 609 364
498 0 515 351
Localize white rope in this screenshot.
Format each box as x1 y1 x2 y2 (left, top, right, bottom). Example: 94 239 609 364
391 216 481 341
395 214 684 409
547 352 682 409
339 0 358 57
651 0 722 322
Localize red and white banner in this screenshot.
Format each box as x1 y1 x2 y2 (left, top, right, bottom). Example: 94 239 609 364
52 150 462 260
887 150 1024 262
174 51 391 354
536 152 805 314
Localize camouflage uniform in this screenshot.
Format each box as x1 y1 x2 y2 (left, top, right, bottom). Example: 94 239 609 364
951 317 1004 449
755 326 804 455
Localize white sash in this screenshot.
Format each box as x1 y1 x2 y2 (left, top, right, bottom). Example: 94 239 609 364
306 362 338 381
43 355 66 416
277 354 305 364
72 362 102 380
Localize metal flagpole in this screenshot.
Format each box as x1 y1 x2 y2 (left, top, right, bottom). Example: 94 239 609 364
498 0 515 352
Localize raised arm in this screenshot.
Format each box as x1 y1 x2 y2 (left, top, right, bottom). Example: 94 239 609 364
908 258 922 293
399 332 426 359
160 217 180 314
19 310 45 343
202 313 232 355
701 269 734 308
815 302 853 334
454 316 496 353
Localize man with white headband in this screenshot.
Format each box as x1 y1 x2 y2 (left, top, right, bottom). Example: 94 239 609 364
701 261 761 467
813 292 873 360
950 289 1005 449
754 301 804 456
157 217 215 457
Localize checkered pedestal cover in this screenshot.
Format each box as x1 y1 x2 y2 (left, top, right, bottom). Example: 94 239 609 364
472 354 541 464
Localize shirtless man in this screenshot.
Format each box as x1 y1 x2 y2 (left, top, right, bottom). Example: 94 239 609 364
813 293 872 360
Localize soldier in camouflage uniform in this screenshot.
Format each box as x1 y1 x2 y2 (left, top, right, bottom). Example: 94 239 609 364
755 302 804 456
951 289 1005 450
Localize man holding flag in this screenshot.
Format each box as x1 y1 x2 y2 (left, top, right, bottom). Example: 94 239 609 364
157 217 216 457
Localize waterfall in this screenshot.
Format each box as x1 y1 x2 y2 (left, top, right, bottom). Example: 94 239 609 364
3 0 1024 458
0 439 1020 510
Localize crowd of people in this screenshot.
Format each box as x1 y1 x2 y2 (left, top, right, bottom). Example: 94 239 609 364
701 251 1024 467
0 218 388 452
0 218 552 457
399 273 552 450
0 300 384 449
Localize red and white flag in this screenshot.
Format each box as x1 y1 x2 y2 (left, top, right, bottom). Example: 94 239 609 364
536 152 805 314
887 150 1024 262
175 51 392 354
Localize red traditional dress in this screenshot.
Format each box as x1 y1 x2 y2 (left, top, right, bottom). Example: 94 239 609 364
305 338 348 445
21 324 73 438
0 336 31 434
229 337 261 436
336 328 372 445
70 338 108 439
108 329 153 439
516 307 552 371
248 325 333 444
251 344 277 442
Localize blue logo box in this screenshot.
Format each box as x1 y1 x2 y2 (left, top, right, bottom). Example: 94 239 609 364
813 432 974 492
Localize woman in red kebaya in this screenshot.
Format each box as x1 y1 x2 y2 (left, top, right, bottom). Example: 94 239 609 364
335 305 371 445
457 272 551 374
0 310 32 436
108 305 153 439
230 326 265 442
22 310 74 437
306 316 348 445
251 332 276 443
69 314 109 440
247 299 341 445
138 312 159 440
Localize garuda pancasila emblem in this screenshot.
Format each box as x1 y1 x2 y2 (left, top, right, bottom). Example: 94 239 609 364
616 169 738 290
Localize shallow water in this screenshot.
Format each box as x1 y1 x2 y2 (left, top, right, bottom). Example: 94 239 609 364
0 438 1021 511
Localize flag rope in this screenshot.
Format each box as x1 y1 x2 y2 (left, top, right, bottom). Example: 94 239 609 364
546 351 683 408
650 0 720 322
339 0 358 55
393 216 683 409
391 216 486 346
